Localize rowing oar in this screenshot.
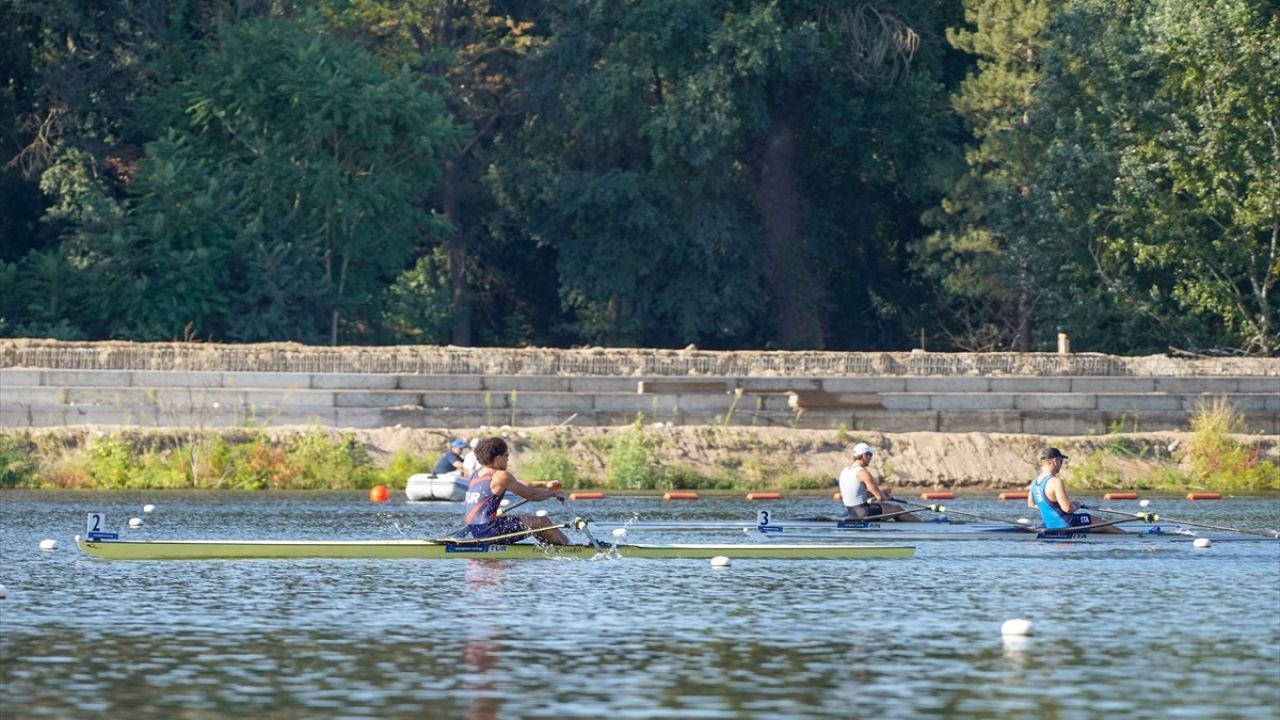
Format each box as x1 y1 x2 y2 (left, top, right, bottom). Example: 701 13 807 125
559 498 607 553
896 500 1040 532
1085 506 1280 539
1037 515 1148 534
846 507 921 522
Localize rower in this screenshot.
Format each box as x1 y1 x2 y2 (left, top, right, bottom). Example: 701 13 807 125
1028 447 1123 533
838 443 920 521
463 437 569 545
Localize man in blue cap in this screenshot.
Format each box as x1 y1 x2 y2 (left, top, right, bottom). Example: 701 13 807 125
432 438 468 476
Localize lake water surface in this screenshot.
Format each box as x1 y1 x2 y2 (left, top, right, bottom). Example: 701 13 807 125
2 491 1278 719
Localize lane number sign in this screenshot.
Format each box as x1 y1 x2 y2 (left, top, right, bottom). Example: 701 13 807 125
86 512 118 541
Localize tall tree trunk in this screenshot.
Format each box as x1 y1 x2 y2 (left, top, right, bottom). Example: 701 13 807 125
756 118 823 349
443 158 471 346
1016 258 1031 352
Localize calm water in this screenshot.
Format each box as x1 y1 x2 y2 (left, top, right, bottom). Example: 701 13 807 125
2 491 1278 719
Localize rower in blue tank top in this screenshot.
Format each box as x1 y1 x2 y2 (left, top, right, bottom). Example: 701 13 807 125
1027 447 1124 532
462 436 568 544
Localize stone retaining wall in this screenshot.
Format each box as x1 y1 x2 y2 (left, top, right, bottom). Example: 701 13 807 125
2 356 1277 434
4 339 1278 377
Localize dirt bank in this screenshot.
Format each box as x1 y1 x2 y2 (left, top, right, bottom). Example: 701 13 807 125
358 425 1276 491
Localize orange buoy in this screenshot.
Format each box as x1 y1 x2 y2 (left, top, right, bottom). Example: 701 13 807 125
547 481 562 490
997 492 1028 501
746 492 782 501
662 491 699 501
1104 491 1139 500
1186 492 1222 501
368 485 389 503
833 492 842 501
920 492 956 500
570 491 605 500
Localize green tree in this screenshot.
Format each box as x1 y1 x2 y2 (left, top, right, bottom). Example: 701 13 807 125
327 0 547 346
490 0 958 349
920 0 1054 351
1102 0 1279 353
1034 0 1278 354
96 16 462 343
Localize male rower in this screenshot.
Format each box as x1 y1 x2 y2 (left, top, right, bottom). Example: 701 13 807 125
433 438 468 475
838 443 920 521
1028 447 1123 533
463 437 569 545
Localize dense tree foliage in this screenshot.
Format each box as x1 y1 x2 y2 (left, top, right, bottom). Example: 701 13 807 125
1 0 1275 354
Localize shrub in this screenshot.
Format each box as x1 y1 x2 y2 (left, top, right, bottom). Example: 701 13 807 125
0 434 38 488
375 451 433 488
518 435 581 487
606 418 655 489
1185 397 1279 492
289 430 376 489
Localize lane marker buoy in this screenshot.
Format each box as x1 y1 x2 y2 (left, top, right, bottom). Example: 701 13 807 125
1192 538 1211 548
1139 499 1151 508
611 528 627 538
1001 618 1033 636
39 539 56 551
128 517 143 528
143 504 156 513
710 556 731 568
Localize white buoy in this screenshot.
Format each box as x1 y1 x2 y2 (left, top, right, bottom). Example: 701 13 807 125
128 517 143 528
39 538 56 551
1193 538 1211 548
611 528 627 538
1139 499 1150 508
1001 618 1034 637
710 555 731 568
535 509 548 518
1016 518 1031 525
143 504 156 513
0 584 6 599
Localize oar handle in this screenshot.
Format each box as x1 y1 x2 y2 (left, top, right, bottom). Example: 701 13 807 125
560 498 607 552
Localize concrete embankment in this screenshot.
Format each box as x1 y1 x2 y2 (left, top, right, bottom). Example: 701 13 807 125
1 340 1276 434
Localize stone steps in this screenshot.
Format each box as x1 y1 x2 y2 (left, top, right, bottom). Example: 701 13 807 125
1 368 1275 433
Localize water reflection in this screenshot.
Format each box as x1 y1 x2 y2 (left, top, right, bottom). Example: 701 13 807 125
463 561 508 720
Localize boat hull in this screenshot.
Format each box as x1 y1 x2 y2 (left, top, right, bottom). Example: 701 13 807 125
604 519 1278 543
749 523 1277 542
75 536 914 561
405 473 466 502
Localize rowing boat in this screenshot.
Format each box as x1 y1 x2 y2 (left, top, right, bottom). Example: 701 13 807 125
600 518 1280 543
747 523 1279 542
74 535 914 561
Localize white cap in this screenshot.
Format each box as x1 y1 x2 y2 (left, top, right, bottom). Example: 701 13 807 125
852 442 875 456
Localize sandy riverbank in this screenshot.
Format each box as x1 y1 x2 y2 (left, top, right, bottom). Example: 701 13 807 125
15 424 1278 492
